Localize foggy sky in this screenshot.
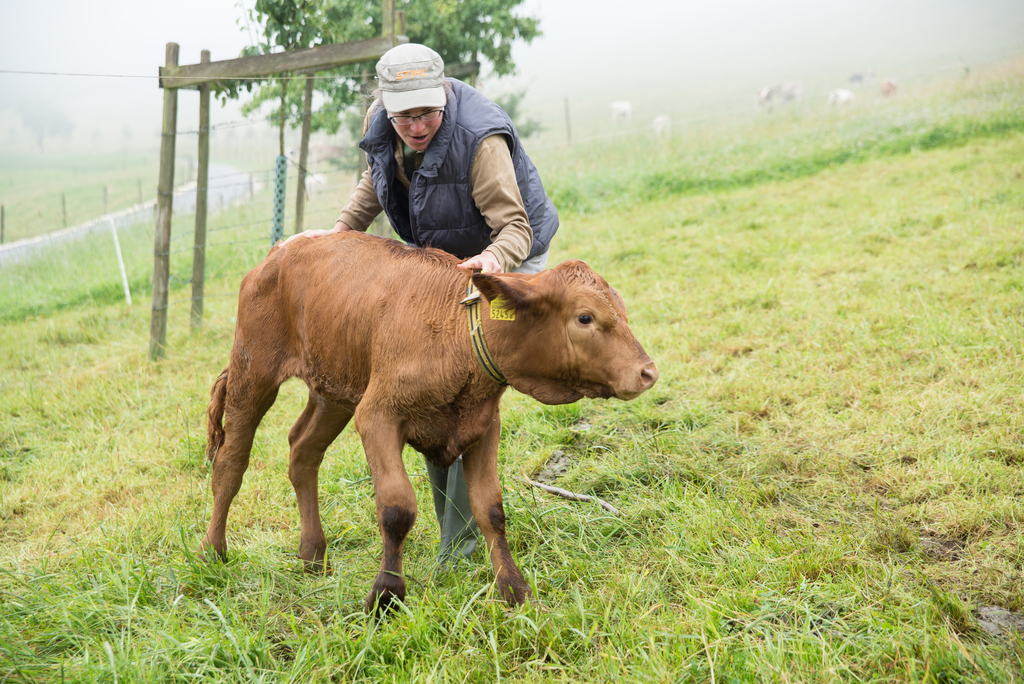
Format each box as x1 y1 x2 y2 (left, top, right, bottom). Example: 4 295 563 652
1 0 1021 153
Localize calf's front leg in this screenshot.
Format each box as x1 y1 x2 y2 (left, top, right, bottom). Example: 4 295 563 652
355 405 417 615
462 410 532 606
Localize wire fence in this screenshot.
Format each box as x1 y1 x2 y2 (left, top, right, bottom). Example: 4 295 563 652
154 153 363 321
161 204 364 313
175 103 358 136
0 69 371 83
0 142 359 270
0 155 365 339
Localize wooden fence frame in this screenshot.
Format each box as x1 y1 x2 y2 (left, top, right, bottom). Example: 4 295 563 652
149 2 407 359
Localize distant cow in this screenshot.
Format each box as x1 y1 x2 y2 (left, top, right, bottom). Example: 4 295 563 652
849 71 876 85
776 81 805 102
756 82 804 109
610 100 633 123
880 78 898 96
828 89 855 105
202 233 659 614
652 115 671 136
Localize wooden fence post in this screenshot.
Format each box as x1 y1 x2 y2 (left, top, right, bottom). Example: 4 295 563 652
103 185 108 215
149 42 179 360
467 51 478 88
382 0 395 45
278 76 288 156
191 49 211 331
294 72 314 235
62 193 67 228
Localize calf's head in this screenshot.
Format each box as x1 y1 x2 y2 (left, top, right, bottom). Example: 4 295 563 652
473 260 658 405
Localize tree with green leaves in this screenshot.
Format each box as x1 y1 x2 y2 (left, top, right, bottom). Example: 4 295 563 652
217 0 375 156
222 0 541 152
401 0 540 78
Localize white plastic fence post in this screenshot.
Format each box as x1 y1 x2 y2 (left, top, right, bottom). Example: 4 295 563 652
111 220 132 305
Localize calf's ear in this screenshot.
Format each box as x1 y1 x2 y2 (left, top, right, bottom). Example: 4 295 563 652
472 273 534 310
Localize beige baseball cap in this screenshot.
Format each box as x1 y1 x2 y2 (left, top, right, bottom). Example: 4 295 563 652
376 43 447 113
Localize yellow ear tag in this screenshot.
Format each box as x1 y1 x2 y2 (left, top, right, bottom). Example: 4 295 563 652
489 295 516 321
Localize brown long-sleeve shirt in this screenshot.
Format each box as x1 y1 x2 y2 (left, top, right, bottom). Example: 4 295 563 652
338 103 533 271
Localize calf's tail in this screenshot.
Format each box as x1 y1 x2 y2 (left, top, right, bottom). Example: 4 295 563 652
206 368 229 461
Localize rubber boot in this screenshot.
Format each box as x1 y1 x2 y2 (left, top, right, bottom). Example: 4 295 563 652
426 456 479 567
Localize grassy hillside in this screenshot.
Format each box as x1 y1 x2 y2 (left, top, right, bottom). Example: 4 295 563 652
530 57 1024 215
1 61 1023 682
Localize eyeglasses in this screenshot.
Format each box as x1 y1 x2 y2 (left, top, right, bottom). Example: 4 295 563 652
388 109 444 126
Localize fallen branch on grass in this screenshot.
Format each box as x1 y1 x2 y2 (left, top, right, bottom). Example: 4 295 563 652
517 476 621 515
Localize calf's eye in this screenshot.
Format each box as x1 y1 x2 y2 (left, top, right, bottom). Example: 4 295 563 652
578 314 593 325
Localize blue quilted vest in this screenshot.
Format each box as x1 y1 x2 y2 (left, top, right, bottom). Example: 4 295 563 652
358 79 558 260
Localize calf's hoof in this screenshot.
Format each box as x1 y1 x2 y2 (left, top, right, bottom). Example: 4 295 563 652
364 572 406 616
301 557 333 574
198 537 227 563
498 570 533 607
298 544 331 574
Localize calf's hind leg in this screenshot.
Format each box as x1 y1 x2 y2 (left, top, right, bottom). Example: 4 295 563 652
201 376 280 560
287 392 353 572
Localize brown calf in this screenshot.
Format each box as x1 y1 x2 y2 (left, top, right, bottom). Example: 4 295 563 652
203 232 658 613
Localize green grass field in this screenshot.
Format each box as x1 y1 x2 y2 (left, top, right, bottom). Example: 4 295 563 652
1 59 1023 682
